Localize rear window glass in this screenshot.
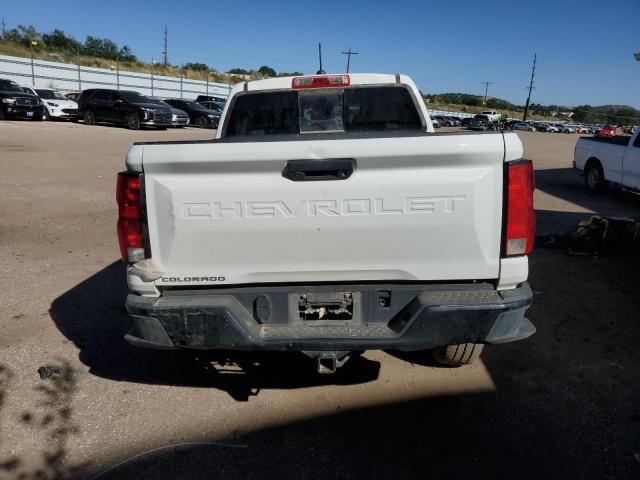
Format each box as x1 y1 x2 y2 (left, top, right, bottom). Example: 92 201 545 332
224 86 422 137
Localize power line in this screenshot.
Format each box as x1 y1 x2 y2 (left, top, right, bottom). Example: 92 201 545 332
481 81 493 104
162 25 168 65
341 47 358 73
523 53 537 121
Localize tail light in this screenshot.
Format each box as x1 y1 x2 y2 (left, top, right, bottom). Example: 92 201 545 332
503 160 536 256
292 75 350 89
117 172 146 263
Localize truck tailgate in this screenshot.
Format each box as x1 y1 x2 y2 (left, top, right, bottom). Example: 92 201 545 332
137 133 509 286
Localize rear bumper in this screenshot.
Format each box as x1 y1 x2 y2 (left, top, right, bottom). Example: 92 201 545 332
125 282 534 351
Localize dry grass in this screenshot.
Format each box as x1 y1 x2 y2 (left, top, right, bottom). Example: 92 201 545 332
0 40 247 85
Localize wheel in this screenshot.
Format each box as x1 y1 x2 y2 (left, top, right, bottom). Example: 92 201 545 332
195 116 207 128
0 108 5 120
433 343 484 366
584 160 605 191
84 110 96 125
43 108 51 121
126 113 141 130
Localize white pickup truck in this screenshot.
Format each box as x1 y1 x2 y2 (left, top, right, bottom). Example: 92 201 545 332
118 73 536 373
574 130 640 191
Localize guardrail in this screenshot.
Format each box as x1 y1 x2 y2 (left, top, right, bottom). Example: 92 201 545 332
0 54 231 100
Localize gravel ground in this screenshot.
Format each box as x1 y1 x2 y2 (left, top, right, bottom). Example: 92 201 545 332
0 122 639 479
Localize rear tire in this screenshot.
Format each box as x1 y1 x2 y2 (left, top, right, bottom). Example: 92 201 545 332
43 108 51 121
195 116 207 128
584 160 605 191
433 343 484 366
84 109 96 125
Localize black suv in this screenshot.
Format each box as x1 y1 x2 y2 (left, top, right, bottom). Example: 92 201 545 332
0 78 44 120
77 89 172 129
164 99 219 128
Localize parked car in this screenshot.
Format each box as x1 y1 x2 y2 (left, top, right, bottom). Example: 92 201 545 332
574 129 640 191
467 115 491 130
512 122 536 132
198 100 225 114
430 117 440 128
164 99 220 128
432 115 455 127
573 125 591 134
119 73 535 373
596 125 618 137
558 124 576 134
481 110 501 123
545 124 560 133
460 117 473 127
0 78 44 120
195 95 227 103
23 87 78 120
148 97 190 127
77 89 172 130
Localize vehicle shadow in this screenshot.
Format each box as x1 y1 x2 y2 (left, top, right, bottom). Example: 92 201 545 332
49 262 380 401
77 243 640 480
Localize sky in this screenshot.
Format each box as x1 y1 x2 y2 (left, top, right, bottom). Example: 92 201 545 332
2 0 639 108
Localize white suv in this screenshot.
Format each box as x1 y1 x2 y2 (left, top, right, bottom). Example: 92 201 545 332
23 87 79 121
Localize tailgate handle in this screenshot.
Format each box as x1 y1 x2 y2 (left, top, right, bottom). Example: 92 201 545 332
283 159 356 182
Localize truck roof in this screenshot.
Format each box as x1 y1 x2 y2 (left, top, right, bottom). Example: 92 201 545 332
229 73 419 95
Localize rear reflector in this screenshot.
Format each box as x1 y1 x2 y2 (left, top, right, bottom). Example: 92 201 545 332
292 75 350 89
117 172 145 262
504 160 536 256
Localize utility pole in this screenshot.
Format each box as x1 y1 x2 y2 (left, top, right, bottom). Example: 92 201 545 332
482 81 493 105
1 17 6 38
342 47 359 73
29 40 37 86
523 53 537 121
317 43 325 74
76 47 82 90
151 58 155 96
162 26 168 65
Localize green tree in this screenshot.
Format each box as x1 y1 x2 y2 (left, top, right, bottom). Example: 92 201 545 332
184 62 209 71
228 68 250 75
258 65 277 77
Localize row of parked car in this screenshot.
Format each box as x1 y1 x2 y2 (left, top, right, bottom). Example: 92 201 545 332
0 77 226 129
429 109 634 136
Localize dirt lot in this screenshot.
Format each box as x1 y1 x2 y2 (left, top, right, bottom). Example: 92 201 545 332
1 122 639 479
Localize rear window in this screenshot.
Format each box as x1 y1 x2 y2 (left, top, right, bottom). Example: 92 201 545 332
224 86 422 137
